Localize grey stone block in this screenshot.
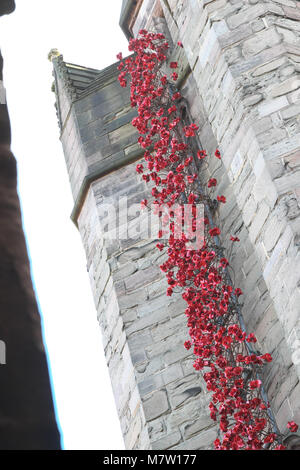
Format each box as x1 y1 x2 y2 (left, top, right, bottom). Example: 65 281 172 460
152 431 182 450
143 390 170 421
167 375 202 409
226 4 266 30
171 428 217 450
125 265 161 292
219 23 253 48
126 308 169 336
182 415 213 440
242 27 282 57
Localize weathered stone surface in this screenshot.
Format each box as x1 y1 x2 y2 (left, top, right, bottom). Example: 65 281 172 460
126 308 168 336
167 375 202 409
226 4 267 29
243 196 257 226
183 415 214 440
152 431 182 450
262 214 285 252
219 23 253 48
265 76 300 99
258 95 289 117
242 27 282 57
264 132 300 160
171 428 218 450
118 288 148 310
263 226 293 284
143 390 170 421
252 57 287 77
124 265 161 292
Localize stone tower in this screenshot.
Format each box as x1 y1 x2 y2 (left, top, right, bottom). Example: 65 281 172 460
51 0 300 450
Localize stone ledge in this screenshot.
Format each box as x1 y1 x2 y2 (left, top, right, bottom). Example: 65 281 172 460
70 143 144 226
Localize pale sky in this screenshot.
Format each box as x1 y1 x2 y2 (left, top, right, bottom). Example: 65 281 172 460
0 0 130 450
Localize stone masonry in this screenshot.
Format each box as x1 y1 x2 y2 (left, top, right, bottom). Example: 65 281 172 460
52 0 300 450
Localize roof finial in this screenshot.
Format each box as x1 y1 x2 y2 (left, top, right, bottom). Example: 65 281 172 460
48 49 62 62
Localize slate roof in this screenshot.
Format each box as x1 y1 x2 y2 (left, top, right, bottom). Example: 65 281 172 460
53 56 122 101
61 61 102 96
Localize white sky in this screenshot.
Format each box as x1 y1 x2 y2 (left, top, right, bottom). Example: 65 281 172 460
0 0 130 450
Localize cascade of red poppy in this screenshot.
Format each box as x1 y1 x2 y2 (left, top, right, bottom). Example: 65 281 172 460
117 30 298 450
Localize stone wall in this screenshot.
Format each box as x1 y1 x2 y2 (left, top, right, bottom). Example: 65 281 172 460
129 0 300 441
53 0 300 450
53 55 221 449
